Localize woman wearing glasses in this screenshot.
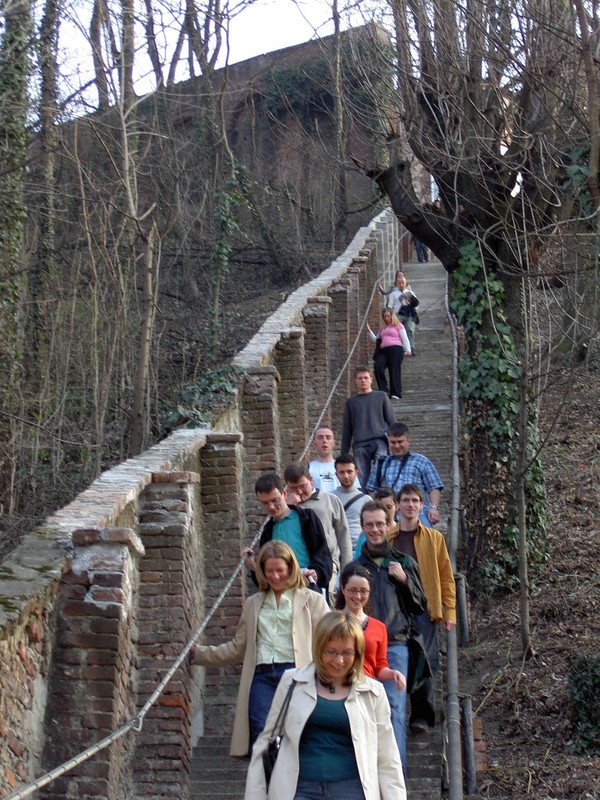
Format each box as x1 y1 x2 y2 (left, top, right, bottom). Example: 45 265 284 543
335 564 406 691
245 611 406 800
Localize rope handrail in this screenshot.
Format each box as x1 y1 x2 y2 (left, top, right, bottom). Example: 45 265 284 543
6 214 402 800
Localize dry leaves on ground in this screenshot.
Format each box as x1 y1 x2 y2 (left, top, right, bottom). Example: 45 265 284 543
459 365 600 800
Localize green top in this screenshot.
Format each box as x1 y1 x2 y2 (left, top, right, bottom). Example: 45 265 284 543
298 695 359 782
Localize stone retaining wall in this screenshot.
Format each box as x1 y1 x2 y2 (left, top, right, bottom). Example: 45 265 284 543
0 210 399 800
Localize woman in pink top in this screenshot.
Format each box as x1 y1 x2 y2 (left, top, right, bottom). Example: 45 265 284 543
335 563 406 689
367 307 412 399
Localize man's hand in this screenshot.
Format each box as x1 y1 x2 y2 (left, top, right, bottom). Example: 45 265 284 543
428 506 441 525
388 561 407 584
302 568 318 584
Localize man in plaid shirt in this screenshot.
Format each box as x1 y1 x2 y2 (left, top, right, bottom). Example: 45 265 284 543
365 422 443 527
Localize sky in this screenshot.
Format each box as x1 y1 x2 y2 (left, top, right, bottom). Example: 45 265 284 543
58 0 376 113
225 0 336 64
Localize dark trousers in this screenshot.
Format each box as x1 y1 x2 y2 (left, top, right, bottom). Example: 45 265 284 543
353 438 388 487
374 345 404 397
410 612 439 726
413 238 428 262
248 662 295 749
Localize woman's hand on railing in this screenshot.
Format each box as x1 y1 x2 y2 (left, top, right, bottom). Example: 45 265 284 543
241 546 256 572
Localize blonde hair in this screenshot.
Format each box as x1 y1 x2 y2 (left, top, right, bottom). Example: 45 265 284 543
313 611 365 685
382 306 401 326
255 541 306 592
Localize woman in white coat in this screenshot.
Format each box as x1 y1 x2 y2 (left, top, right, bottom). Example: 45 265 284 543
191 541 327 756
245 611 406 800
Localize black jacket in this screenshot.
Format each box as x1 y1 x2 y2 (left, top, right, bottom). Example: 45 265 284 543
356 544 426 640
260 505 333 589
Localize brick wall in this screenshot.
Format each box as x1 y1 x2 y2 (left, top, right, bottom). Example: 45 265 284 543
0 209 398 800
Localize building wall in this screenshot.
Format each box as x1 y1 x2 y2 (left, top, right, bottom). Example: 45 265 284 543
0 210 399 800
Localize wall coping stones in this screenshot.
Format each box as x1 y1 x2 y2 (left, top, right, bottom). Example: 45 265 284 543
72 527 145 556
232 211 392 372
151 471 202 484
0 427 211 630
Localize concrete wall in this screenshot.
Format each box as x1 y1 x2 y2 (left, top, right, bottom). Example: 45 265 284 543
0 210 399 800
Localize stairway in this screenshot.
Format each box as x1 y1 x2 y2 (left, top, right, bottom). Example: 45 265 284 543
191 260 453 800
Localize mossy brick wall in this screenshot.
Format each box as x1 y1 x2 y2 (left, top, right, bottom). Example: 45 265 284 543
0 596 57 794
40 527 144 800
328 279 352 430
275 328 309 464
0 210 399 800
303 296 332 429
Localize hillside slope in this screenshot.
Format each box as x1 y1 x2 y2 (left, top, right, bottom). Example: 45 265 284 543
460 366 600 799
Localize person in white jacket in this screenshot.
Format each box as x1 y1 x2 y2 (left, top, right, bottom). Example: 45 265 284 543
244 611 406 800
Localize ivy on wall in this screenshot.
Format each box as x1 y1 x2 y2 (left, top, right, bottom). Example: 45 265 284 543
262 37 392 141
162 365 244 432
451 240 547 590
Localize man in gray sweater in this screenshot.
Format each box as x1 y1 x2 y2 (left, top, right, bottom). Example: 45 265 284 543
341 366 396 484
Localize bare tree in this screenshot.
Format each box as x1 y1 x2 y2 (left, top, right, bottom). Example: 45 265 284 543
352 0 595 598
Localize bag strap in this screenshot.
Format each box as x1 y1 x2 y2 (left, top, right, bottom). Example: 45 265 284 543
268 680 296 742
343 491 366 512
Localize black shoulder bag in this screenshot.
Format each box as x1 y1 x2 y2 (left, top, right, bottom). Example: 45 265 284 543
262 679 296 789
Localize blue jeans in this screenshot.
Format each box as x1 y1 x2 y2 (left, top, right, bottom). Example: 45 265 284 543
248 662 294 750
384 642 409 770
295 778 366 800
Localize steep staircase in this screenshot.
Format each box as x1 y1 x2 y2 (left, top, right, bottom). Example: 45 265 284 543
191 259 453 800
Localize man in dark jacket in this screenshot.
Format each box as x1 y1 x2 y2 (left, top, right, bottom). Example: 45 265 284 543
245 472 332 590
355 499 426 769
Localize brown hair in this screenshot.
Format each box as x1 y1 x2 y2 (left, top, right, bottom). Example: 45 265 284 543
334 564 372 614
255 541 306 592
313 611 365 685
359 499 389 526
396 483 424 502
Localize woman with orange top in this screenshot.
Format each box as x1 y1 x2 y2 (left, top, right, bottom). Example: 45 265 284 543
335 563 405 691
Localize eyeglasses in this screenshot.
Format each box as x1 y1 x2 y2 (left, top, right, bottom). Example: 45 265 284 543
345 588 370 596
323 649 356 660
363 522 387 530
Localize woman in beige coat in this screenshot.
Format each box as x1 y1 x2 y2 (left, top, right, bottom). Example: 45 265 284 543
192 541 328 757
245 612 406 800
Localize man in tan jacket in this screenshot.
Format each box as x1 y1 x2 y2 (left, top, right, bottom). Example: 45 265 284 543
391 483 456 733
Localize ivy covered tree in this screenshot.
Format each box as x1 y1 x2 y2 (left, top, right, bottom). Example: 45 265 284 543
354 1 597 593
0 0 33 525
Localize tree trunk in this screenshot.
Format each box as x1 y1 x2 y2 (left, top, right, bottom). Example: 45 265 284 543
129 222 158 455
